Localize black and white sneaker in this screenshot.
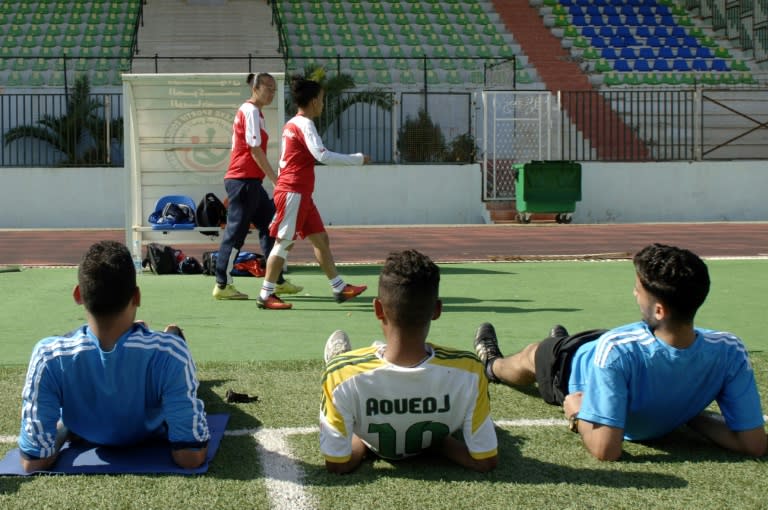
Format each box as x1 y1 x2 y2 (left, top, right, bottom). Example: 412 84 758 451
474 323 503 383
549 324 569 339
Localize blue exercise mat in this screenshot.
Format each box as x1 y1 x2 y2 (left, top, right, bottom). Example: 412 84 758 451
0 413 228 476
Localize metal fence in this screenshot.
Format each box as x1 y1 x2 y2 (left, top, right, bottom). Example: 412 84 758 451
3 87 768 168
0 91 123 167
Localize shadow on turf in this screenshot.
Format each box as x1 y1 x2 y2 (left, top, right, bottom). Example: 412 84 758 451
196 379 266 480
285 265 514 276
622 427 768 464
298 429 688 489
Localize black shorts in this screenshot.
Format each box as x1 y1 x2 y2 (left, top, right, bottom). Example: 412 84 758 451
533 329 607 406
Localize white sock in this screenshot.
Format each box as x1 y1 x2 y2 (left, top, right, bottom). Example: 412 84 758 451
260 281 276 300
330 276 346 294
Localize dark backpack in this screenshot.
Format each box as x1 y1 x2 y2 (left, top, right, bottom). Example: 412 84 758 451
143 243 178 275
179 255 204 275
201 251 266 277
196 193 227 236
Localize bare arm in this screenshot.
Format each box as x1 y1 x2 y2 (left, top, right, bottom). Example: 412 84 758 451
564 391 624 461
325 434 368 474
687 412 767 457
250 146 278 185
436 435 498 473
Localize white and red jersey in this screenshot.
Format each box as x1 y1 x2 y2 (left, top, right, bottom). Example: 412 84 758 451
276 114 364 195
225 101 268 180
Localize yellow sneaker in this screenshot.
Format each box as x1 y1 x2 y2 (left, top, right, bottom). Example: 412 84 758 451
212 284 249 300
274 279 303 295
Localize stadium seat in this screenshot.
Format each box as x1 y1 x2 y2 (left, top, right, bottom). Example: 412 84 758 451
676 47 694 59
613 59 632 72
658 46 675 59
652 59 670 72
672 58 690 72
711 59 729 72
633 59 651 72
691 58 709 71
620 47 637 59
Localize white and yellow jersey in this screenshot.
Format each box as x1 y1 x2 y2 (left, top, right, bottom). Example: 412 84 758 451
320 343 498 463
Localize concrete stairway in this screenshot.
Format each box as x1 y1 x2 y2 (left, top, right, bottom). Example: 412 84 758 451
131 0 282 74
490 0 649 160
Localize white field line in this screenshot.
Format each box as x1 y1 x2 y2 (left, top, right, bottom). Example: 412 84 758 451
4 414 768 510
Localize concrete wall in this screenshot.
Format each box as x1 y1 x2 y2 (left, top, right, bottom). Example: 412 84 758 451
575 161 768 223
1 161 766 228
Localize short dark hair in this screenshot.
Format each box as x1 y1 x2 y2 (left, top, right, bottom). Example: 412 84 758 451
378 249 440 327
77 241 136 317
289 76 322 108
633 243 710 322
247 72 274 89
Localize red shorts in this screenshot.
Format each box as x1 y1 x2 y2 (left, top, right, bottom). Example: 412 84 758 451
269 191 326 240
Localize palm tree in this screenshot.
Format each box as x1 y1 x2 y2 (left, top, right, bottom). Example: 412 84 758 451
3 74 122 166
290 65 393 137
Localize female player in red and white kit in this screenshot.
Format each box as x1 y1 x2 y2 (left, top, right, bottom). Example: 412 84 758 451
258 77 370 310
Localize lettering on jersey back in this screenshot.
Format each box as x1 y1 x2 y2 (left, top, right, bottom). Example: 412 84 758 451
366 395 450 416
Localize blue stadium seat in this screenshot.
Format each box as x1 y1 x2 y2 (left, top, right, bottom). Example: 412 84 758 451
695 47 713 58
613 59 631 72
636 26 652 38
581 26 597 38
676 46 694 59
639 47 656 59
691 58 709 71
620 47 637 59
601 47 618 59
633 58 651 72
672 58 690 71
652 59 670 72
711 59 729 72
658 46 675 59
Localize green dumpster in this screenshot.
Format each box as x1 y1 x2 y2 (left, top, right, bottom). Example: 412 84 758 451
514 160 582 223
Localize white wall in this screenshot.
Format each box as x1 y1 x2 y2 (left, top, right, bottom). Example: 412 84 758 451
575 161 768 223
0 167 126 228
1 161 767 228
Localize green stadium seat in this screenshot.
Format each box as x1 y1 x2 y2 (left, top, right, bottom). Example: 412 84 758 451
393 57 410 70
71 2 88 15
448 4 464 16
714 47 731 58
738 72 757 85
469 69 484 85
439 58 457 71
515 70 534 85
474 45 493 58
401 32 420 47
371 58 388 70
390 3 406 15
80 35 99 49
91 70 111 87
7 71 24 87
622 73 643 86
8 25 24 37
432 45 450 59
642 73 662 86
731 60 749 72
446 70 463 85
349 57 365 70
595 59 612 73
677 73 697 85
26 25 43 38
352 69 369 85
720 73 738 85
32 57 49 71
400 69 417 85
409 3 426 15
13 57 31 71
28 71 45 86
661 73 679 85
374 69 392 85
369 2 384 15
75 57 90 72
95 57 113 72
426 69 440 85
454 46 471 59
603 73 623 86
330 2 345 15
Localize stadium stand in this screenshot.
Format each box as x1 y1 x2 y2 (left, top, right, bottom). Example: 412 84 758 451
542 0 764 87
275 0 541 89
0 0 142 88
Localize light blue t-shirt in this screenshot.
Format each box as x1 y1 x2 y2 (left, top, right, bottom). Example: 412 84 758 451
569 321 764 440
19 323 209 459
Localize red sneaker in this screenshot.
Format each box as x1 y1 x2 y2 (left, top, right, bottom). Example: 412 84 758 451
257 294 293 310
334 284 367 303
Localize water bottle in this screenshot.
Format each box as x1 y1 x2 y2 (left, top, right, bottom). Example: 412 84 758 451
132 239 143 274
